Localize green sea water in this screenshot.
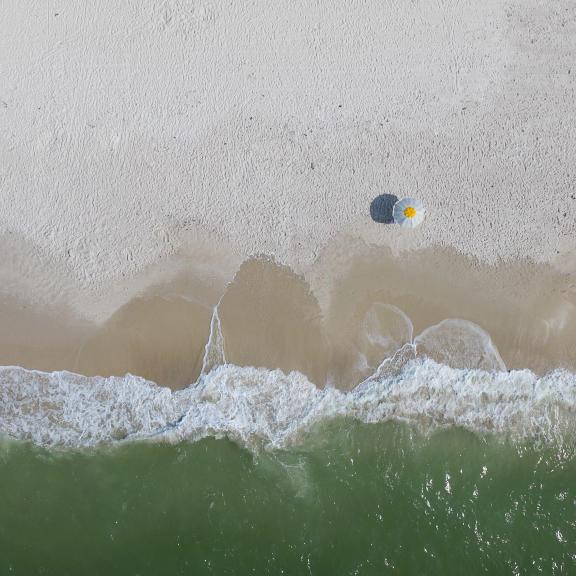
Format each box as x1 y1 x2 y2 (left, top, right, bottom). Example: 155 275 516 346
1 420 575 575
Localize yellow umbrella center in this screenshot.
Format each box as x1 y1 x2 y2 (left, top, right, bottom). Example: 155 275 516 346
403 206 417 219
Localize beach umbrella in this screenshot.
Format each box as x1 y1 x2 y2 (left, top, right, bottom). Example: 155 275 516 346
393 197 425 228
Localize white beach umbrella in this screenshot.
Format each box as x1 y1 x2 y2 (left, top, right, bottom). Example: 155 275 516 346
392 197 425 228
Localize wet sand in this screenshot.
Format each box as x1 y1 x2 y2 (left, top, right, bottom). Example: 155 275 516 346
0 239 574 391
318 239 576 386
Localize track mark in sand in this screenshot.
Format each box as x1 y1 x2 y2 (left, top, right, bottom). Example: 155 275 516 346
149 0 218 37
436 0 462 96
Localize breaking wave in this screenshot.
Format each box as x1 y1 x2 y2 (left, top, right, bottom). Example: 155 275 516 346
1 306 575 450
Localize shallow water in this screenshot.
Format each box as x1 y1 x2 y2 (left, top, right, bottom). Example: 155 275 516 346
1 422 575 576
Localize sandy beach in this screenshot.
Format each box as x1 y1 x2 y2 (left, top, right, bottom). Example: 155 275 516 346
1 0 575 321
1 0 576 390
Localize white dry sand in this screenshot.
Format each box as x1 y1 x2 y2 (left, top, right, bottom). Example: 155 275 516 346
0 0 575 318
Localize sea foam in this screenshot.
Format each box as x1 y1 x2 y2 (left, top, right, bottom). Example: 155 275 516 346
1 346 575 450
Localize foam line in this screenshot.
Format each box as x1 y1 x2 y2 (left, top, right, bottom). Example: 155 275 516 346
1 355 575 450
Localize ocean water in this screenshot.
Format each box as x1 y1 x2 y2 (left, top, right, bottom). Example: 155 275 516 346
1 255 576 574
1 422 575 575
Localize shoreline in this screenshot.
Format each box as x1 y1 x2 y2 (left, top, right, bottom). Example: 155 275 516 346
0 238 574 388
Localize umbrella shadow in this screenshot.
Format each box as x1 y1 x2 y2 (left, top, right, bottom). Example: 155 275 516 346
370 194 398 224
